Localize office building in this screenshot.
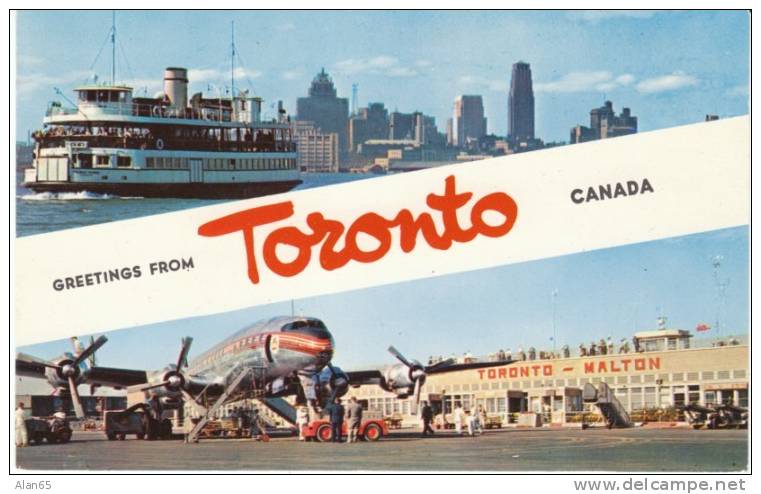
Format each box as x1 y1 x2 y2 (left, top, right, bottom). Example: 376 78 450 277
296 69 349 163
293 121 339 173
570 101 638 144
508 61 535 142
349 103 389 152
452 95 487 148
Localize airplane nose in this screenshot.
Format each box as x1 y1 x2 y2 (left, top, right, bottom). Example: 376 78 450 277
297 327 334 365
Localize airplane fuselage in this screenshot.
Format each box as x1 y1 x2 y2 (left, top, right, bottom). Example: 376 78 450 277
157 316 335 401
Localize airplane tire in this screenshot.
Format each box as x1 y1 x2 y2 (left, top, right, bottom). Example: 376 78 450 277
316 424 332 443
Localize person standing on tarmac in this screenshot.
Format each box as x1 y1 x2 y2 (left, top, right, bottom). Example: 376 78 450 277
249 407 262 440
326 397 345 443
346 397 363 444
296 406 309 441
453 404 465 435
421 402 435 437
15 403 28 447
183 415 196 443
477 405 487 434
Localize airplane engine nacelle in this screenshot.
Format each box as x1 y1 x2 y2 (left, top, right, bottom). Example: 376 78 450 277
44 355 85 389
142 367 186 398
382 363 426 398
158 396 184 409
317 366 349 402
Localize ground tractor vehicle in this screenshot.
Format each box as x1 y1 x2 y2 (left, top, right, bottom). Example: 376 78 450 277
681 403 749 429
25 417 72 445
196 417 262 439
302 419 388 442
104 404 172 440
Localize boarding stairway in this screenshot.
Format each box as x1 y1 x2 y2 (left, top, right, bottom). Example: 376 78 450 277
583 382 632 428
256 397 298 426
186 366 267 443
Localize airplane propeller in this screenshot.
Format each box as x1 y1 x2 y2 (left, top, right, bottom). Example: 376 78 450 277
19 336 108 419
140 337 193 392
387 345 427 412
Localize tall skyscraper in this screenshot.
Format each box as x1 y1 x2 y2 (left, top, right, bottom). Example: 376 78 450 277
297 69 349 163
452 95 487 148
508 61 535 142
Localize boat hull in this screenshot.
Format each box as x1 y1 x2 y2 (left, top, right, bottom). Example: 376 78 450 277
22 180 303 199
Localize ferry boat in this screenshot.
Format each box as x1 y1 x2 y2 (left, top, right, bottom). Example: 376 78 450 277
23 68 301 198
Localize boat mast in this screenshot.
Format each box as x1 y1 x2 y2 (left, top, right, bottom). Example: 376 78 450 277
230 20 235 100
111 11 116 85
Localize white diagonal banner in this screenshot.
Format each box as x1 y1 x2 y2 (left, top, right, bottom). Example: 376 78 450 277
14 117 749 345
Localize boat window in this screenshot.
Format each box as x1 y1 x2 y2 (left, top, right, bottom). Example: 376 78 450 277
77 154 93 168
96 155 111 167
117 156 131 168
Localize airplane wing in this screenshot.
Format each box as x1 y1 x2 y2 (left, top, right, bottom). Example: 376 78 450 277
345 359 513 386
16 352 149 389
85 367 149 389
426 359 514 373
16 353 50 379
345 369 384 386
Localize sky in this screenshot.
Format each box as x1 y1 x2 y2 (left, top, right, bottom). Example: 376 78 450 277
15 10 749 143
18 226 749 372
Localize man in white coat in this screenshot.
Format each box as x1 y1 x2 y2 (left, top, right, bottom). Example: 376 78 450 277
296 406 309 441
453 404 465 435
15 403 28 447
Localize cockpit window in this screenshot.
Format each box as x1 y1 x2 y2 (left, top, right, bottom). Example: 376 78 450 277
283 319 326 331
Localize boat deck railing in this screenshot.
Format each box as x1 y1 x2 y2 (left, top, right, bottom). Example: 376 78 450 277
46 102 283 127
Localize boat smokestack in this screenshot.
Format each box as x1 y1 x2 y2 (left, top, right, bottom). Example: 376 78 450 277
164 67 188 109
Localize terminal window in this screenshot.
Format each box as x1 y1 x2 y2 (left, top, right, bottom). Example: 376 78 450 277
688 385 700 404
738 389 748 407
704 391 717 406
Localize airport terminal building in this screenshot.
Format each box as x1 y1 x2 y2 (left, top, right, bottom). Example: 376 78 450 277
346 329 749 426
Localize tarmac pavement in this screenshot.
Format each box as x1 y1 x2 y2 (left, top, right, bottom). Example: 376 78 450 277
15 427 748 472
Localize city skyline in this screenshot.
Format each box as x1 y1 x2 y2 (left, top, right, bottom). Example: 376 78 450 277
15 11 749 143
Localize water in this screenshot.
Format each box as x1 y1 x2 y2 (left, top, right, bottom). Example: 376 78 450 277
15 170 373 237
